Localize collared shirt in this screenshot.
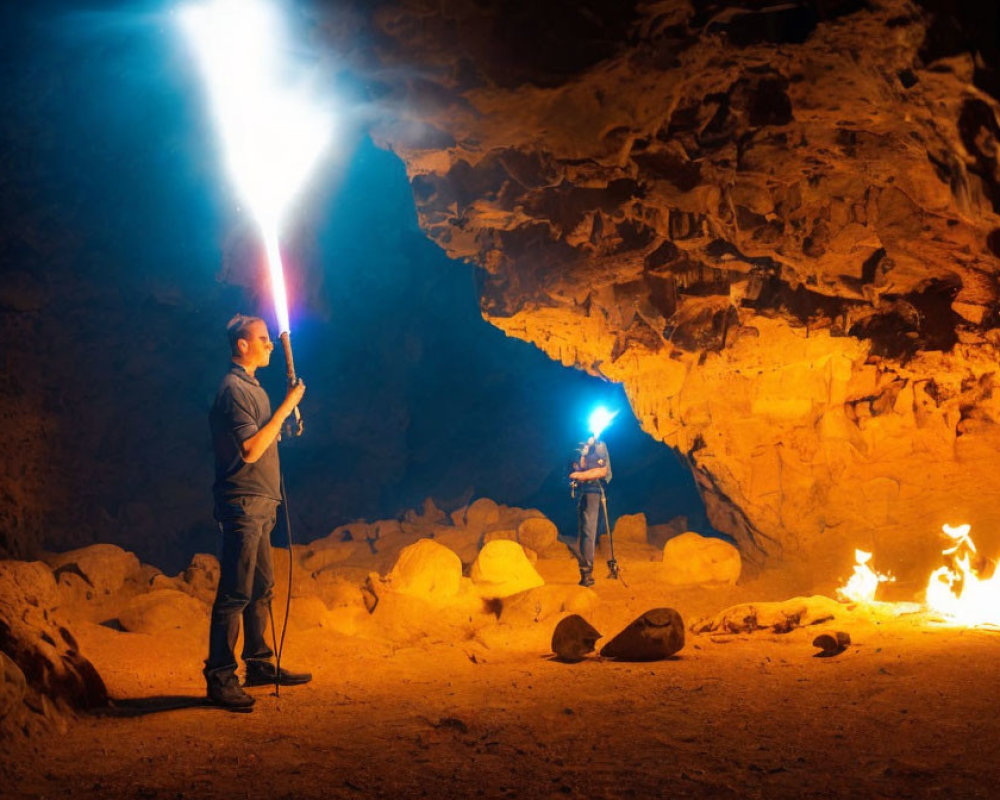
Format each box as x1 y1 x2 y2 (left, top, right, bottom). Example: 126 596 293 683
209 364 281 503
578 440 611 494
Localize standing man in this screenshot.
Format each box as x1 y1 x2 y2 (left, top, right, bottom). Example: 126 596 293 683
205 313 311 711
569 435 612 587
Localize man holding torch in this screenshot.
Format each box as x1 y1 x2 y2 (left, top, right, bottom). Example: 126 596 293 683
204 313 310 711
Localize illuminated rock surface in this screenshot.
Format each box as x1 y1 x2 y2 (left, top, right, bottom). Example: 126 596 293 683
662 531 742 585
470 539 545 597
328 0 1000 579
385 538 464 600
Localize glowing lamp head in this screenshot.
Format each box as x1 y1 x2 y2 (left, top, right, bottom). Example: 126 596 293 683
588 407 618 439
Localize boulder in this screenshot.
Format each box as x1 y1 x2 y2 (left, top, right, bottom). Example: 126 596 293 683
180 553 220 603
551 615 602 663
600 608 685 661
117 589 207 635
470 540 544 598
463 497 501 532
662 533 741 586
385 539 463 601
612 513 647 545
0 560 107 713
45 544 141 596
517 517 558 553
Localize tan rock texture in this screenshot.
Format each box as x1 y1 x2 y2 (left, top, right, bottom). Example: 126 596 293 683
385 538 464 601
0 560 107 735
662 531 742 585
470 539 545 597
326 0 1000 579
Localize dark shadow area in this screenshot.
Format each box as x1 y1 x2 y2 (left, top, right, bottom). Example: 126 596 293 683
95 696 213 717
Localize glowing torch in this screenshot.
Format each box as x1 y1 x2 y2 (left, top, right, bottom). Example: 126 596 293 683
179 0 333 436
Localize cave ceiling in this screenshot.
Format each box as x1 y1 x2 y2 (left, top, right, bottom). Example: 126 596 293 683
321 0 1000 575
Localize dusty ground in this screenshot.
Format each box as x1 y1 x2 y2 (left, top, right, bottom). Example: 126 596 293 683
4 555 1000 800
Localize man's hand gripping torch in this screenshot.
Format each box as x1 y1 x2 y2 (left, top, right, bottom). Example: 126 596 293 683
279 331 304 438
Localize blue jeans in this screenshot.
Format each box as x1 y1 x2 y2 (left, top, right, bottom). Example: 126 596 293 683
577 492 603 577
204 495 279 682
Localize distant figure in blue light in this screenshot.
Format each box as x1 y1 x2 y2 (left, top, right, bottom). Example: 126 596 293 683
569 408 615 587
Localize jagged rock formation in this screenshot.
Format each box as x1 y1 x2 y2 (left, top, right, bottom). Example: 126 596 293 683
326 0 1000 578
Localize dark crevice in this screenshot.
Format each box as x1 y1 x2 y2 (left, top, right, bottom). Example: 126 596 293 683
849 278 962 361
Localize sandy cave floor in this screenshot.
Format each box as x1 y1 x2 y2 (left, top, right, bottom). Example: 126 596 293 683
5 559 1000 800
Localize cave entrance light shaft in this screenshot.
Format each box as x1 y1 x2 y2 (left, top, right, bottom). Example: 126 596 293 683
177 0 334 335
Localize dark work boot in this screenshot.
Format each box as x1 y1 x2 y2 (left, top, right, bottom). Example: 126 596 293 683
578 571 595 588
206 672 255 712
244 660 313 687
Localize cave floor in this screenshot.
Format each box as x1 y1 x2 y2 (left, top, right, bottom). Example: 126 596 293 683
6 571 1000 800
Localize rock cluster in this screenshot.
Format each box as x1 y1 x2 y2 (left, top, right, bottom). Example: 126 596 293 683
0 496 735 739
0 561 107 738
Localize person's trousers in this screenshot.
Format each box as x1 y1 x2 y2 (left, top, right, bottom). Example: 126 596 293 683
204 495 279 682
577 492 602 577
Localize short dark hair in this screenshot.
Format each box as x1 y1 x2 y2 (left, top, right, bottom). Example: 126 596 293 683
226 314 265 356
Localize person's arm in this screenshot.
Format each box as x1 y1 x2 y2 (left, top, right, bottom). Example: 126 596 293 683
240 381 306 463
569 465 608 481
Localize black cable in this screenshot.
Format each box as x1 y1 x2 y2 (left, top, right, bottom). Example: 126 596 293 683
267 473 294 699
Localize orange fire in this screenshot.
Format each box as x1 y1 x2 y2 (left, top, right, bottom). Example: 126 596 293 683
836 549 895 604
838 523 1000 626
924 524 1000 626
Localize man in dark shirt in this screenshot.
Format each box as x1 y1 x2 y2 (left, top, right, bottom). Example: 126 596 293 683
204 314 309 711
569 437 612 587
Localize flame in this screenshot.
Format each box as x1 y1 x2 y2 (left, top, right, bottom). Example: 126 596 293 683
262 227 290 335
179 0 333 334
836 549 895 604
924 523 1000 626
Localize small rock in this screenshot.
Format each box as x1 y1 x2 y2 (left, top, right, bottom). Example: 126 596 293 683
812 630 851 657
551 614 602 663
600 608 685 661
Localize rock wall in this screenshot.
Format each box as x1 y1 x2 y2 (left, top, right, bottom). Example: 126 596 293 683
331 0 1000 577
